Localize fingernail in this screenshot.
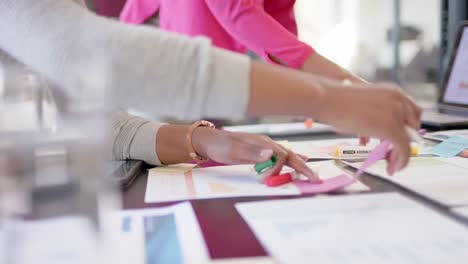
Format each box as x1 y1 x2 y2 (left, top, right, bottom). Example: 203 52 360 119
260 149 273 158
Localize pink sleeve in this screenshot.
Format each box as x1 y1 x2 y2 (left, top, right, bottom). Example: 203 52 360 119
264 0 298 35
204 0 314 69
120 0 160 24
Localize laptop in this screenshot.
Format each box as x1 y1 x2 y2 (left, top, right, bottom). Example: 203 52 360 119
422 22 468 129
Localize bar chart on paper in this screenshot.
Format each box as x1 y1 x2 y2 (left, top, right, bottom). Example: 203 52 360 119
103 203 209 264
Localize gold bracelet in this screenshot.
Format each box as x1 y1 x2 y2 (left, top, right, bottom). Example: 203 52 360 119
185 120 215 163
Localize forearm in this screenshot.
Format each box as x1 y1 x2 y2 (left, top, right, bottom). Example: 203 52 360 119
247 61 327 117
155 125 192 165
301 52 366 83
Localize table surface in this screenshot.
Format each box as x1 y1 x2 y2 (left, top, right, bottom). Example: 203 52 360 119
121 132 468 260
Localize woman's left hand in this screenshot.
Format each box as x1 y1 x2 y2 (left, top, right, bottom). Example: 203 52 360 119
192 128 321 183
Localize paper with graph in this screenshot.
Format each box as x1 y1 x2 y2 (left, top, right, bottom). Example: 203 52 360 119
101 203 209 264
236 193 468 264
144 161 368 203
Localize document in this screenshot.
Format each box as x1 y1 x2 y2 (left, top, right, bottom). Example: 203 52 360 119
102 202 210 264
236 193 468 264
144 161 368 203
453 206 468 219
349 157 468 206
0 217 99 264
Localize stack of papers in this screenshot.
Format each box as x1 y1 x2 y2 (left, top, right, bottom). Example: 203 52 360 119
236 193 468 264
348 157 468 206
145 161 368 203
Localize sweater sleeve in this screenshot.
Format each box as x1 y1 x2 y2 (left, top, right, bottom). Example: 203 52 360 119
264 0 298 35
204 0 314 69
0 0 250 120
111 111 166 165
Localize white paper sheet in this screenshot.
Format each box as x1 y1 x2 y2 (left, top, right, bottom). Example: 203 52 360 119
222 122 333 136
101 202 210 264
348 157 468 206
236 193 468 264
453 206 468 219
0 217 99 264
145 161 368 203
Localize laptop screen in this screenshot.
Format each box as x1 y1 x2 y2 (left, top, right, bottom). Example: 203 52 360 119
443 27 468 105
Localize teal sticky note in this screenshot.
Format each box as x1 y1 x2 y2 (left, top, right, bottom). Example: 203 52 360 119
429 136 468 157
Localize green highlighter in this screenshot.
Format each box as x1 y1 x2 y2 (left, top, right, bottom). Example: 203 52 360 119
254 155 277 174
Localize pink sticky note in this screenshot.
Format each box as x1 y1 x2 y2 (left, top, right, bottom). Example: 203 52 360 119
354 141 390 177
294 175 354 194
293 141 392 194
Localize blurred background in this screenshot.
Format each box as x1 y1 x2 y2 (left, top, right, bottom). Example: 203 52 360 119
90 0 442 83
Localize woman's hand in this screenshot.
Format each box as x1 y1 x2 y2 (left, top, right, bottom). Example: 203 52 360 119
315 81 422 175
191 128 321 183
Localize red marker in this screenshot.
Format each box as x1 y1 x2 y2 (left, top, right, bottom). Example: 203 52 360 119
266 173 296 187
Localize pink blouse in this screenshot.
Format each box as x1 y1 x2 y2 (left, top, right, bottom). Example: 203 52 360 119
120 0 314 69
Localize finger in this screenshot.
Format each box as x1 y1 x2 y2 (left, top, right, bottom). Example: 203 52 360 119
402 99 420 130
297 153 309 161
459 150 468 158
384 112 411 174
259 145 288 180
359 136 369 146
387 129 410 174
404 94 422 125
287 151 322 183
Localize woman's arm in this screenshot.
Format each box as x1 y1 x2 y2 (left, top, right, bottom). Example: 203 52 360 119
247 61 421 174
204 0 364 83
0 0 250 120
301 52 367 84
112 112 319 181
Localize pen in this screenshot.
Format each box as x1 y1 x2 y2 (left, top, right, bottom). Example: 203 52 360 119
334 145 419 157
